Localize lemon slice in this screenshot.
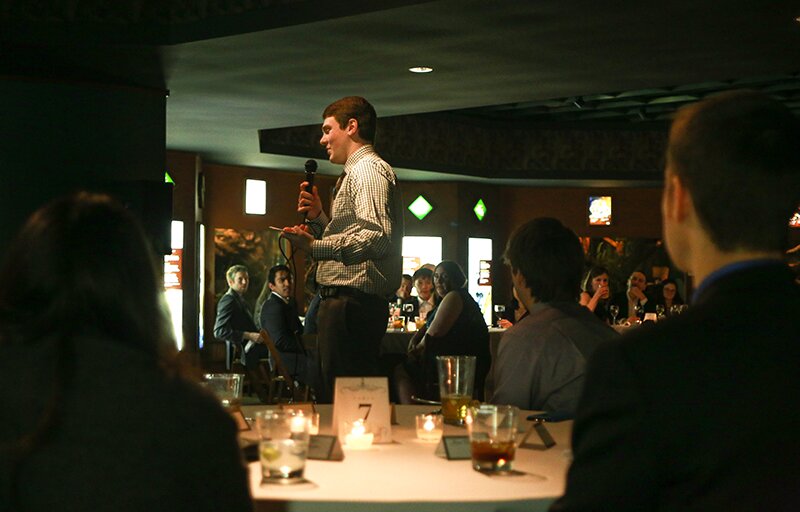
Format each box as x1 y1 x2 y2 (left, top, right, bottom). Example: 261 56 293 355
260 445 281 462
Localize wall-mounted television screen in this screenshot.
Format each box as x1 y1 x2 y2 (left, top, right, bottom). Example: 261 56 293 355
588 196 612 226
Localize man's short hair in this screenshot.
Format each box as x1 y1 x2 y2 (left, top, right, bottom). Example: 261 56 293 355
668 90 800 252
323 96 377 144
226 264 248 283
504 218 584 303
401 274 412 282
411 267 433 283
268 264 291 285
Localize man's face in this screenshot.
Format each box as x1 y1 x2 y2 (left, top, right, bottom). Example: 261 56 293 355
415 276 433 301
229 271 249 294
268 270 292 299
663 283 677 300
397 278 412 300
628 272 647 291
320 116 351 165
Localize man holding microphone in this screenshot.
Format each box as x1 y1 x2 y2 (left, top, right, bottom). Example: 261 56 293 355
282 96 403 402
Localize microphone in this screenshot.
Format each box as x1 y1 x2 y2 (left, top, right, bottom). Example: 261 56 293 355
302 159 317 223
304 159 317 193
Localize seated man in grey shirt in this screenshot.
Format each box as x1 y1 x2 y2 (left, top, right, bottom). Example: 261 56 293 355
487 218 617 415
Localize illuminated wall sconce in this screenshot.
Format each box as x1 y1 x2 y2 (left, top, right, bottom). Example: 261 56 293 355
408 195 434 220
245 179 267 215
588 196 612 226
473 199 487 221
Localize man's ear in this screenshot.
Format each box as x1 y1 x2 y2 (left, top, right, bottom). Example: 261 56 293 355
345 118 359 137
663 171 693 223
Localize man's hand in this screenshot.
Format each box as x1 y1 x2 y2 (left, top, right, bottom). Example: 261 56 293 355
298 182 322 220
628 287 647 302
245 332 261 342
281 224 314 252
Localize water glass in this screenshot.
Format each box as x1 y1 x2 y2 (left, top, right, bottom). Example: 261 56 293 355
255 410 310 484
436 355 476 425
466 404 519 473
202 373 243 410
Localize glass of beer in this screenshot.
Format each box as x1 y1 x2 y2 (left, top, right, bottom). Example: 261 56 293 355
436 355 476 425
466 404 519 473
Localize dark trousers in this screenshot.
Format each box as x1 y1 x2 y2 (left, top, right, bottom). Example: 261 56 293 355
315 291 388 402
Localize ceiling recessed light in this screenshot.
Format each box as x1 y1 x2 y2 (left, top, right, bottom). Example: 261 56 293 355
409 66 434 73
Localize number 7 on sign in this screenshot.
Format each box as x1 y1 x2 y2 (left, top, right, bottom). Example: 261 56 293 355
358 404 372 421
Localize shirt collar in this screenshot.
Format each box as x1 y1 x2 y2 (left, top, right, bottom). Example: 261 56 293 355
343 144 374 172
271 291 290 304
692 258 784 302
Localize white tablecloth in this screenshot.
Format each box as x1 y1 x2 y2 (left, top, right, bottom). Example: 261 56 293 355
241 404 572 512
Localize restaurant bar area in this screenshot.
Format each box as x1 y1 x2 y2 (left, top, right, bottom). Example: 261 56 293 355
2 2 799 511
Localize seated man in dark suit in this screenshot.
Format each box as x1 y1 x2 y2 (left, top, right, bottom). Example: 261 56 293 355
552 91 800 510
213 264 269 402
255 264 307 384
610 270 655 323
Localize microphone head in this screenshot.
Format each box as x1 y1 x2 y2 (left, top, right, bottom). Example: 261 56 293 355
304 159 317 174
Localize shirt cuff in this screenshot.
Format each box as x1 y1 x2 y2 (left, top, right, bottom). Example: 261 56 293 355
244 340 254 353
311 238 336 261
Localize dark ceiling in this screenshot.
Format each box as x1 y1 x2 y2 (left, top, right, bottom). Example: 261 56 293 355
3 0 799 185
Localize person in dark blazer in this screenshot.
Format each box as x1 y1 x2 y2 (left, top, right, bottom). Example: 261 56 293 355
214 264 269 402
609 270 655 323
551 91 800 510
255 265 307 383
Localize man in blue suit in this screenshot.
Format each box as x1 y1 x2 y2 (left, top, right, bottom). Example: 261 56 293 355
552 91 800 510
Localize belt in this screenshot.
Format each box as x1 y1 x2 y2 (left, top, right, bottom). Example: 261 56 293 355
319 285 382 302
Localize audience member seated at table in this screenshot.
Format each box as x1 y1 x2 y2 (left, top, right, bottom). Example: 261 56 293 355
654 277 684 314
486 218 618 414
255 264 308 384
403 260 490 401
552 90 800 511
0 192 251 512
579 266 613 324
402 267 437 321
610 270 655 323
392 274 413 304
214 264 269 403
498 287 528 328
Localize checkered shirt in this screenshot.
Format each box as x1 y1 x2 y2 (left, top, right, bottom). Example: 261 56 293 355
308 145 403 297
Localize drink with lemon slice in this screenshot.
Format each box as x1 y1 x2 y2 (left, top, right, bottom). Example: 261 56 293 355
255 410 310 484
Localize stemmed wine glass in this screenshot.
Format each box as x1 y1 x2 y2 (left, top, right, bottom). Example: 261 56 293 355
655 304 665 318
609 304 619 325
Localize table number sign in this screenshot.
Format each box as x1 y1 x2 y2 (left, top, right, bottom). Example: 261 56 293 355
434 435 471 460
332 377 392 443
307 435 345 461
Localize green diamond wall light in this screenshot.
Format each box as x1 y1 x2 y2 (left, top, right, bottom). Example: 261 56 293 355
408 195 434 220
473 199 487 221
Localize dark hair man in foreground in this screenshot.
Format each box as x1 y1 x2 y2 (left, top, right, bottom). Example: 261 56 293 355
552 91 800 510
486 218 616 413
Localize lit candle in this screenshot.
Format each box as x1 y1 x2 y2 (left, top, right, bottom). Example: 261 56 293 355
290 413 308 434
344 419 374 449
307 413 320 436
415 414 443 442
